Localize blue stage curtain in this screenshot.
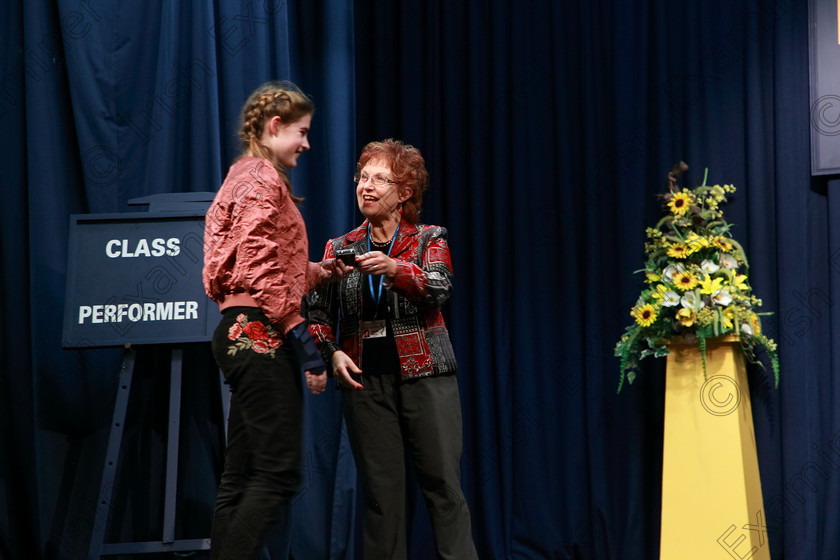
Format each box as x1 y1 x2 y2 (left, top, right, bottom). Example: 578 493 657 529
353 1 833 559
2 0 839 559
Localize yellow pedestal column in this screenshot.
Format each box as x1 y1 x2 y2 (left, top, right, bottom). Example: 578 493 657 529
660 337 770 560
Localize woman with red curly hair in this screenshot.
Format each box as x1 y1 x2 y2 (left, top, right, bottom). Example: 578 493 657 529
308 139 478 559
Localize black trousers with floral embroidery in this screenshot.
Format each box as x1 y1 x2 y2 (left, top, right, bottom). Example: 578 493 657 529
209 306 302 560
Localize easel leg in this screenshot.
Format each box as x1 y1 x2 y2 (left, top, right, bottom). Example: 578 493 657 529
87 348 135 560
89 347 218 557
162 348 183 544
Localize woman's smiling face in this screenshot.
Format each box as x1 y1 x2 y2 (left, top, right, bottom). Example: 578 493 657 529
355 160 406 223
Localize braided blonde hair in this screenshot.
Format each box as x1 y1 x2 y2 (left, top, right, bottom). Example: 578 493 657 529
238 81 314 203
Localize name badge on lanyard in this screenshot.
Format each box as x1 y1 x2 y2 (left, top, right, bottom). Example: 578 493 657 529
360 319 387 339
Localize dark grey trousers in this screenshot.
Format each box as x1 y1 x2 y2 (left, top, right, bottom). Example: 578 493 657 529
342 372 478 560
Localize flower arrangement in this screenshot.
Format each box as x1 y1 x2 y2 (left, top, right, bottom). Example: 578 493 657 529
614 162 780 392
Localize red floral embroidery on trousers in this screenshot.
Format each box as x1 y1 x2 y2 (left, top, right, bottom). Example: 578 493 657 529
227 313 282 357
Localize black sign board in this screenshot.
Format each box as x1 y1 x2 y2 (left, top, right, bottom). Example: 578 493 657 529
62 203 220 348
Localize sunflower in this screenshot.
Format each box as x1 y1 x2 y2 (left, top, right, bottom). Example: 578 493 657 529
715 238 735 252
631 304 658 327
615 172 780 390
673 270 699 291
667 243 689 259
667 192 692 215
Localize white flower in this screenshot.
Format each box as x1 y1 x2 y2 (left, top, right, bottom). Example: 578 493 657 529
701 259 720 274
680 291 705 310
712 289 732 306
662 291 681 307
741 323 754 335
720 254 738 269
662 263 684 282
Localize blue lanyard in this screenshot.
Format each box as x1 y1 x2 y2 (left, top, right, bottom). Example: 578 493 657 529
367 222 399 306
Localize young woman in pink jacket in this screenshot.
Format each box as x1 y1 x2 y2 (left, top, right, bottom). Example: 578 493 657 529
202 81 349 559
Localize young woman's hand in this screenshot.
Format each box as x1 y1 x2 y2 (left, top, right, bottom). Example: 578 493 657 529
305 371 327 394
319 258 354 283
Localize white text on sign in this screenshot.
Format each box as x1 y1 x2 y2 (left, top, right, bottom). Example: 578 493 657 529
105 238 181 258
78 301 199 324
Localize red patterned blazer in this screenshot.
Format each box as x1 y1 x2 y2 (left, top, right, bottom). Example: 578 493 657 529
307 219 458 380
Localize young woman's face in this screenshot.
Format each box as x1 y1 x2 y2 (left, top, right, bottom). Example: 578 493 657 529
355 160 410 223
262 113 311 168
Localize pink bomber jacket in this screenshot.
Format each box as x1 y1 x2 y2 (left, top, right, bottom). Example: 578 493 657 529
202 157 321 334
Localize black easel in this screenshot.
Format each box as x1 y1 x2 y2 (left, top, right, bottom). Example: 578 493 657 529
86 346 230 558
62 192 226 558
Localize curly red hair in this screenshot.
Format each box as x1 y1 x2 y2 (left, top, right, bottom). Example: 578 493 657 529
356 139 428 224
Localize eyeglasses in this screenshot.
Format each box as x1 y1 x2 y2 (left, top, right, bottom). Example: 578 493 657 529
353 172 396 187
